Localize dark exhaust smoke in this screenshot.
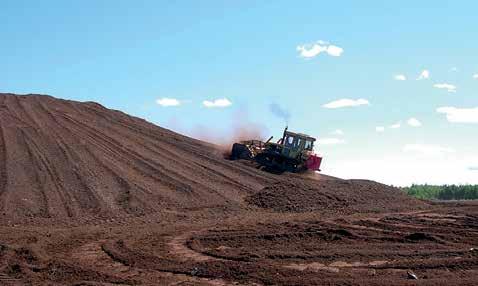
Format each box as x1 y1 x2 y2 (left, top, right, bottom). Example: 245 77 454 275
269 103 290 125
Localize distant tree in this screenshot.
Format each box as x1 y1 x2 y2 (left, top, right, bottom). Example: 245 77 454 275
401 184 478 200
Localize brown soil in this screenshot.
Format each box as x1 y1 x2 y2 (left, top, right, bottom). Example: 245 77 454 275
0 93 476 285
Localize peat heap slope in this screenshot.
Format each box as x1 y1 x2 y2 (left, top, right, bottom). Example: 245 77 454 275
0 93 276 222
0 93 425 223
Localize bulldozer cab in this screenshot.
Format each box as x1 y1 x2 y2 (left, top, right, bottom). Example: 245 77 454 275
281 129 315 159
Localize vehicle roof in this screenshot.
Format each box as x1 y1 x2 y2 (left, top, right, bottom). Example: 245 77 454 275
285 130 316 140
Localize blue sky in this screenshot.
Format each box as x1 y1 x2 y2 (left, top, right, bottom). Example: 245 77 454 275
1 1 477 185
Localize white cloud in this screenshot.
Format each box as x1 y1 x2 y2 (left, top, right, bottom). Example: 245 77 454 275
297 41 344 58
473 74 478 79
403 144 455 157
322 98 369 109
450 67 459 72
436 106 478 123
318 138 345 145
417 69 430 80
326 45 344 57
202 98 232 108
389 121 401 129
394 74 407 81
331 129 344 135
296 44 326 58
433 83 456 93
375 126 385 132
156 98 181 107
407 117 422 127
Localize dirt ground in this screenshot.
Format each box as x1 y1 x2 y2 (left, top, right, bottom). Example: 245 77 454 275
1 201 477 285
0 94 477 285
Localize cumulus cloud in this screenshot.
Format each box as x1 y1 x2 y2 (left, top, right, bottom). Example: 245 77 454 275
326 45 344 57
202 98 232 108
297 41 344 58
156 98 181 107
407 117 422 127
297 44 326 58
389 122 401 129
318 138 345 145
417 69 430 80
322 98 369 109
331 129 344 135
375 126 385 132
473 74 478 79
433 83 456 93
436 106 478 123
403 144 455 157
394 74 407 81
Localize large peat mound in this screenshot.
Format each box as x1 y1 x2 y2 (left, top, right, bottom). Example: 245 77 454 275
0 94 426 223
0 94 276 223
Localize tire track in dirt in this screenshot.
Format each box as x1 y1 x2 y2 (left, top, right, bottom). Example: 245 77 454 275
21 130 74 217
58 113 198 192
57 111 239 209
54 113 158 213
81 104 267 194
167 231 227 263
79 102 274 197
0 96 7 198
34 100 112 214
14 129 51 217
0 93 275 220
25 97 106 214
5 95 37 128
0 274 20 285
55 122 151 215
89 239 236 286
0 123 8 208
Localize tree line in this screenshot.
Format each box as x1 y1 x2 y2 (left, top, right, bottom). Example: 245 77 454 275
401 184 478 200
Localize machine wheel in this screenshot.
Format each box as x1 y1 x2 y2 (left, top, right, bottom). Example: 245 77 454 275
230 143 253 160
255 153 286 174
255 152 274 167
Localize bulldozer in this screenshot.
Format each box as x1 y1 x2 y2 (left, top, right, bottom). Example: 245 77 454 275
230 127 322 173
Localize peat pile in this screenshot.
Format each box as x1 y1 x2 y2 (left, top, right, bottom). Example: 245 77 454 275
246 179 426 214
0 93 275 223
0 93 425 224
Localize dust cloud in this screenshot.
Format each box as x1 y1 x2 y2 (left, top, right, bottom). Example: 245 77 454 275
190 108 268 158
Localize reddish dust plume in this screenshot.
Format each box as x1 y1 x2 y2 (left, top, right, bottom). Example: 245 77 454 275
190 109 268 158
191 122 267 158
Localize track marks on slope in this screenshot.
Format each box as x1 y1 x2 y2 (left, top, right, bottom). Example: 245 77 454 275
0 124 8 202
36 99 152 216
58 113 221 201
80 104 271 201
21 130 73 217
0 94 290 221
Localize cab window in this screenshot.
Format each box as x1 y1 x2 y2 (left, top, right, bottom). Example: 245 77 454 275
285 135 295 147
296 138 303 148
305 140 313 150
